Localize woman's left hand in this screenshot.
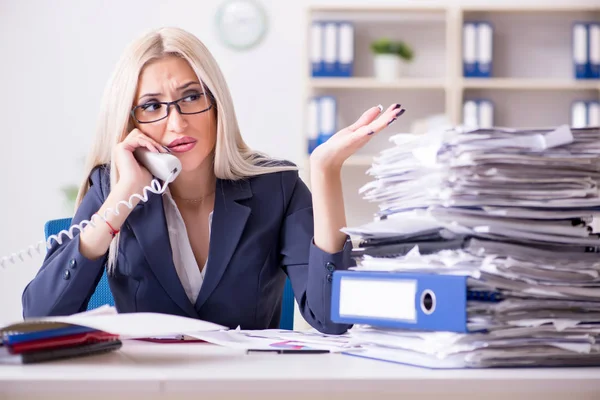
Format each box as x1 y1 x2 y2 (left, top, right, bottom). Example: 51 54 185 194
310 103 405 172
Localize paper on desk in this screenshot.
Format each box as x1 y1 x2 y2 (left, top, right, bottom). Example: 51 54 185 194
187 329 355 352
0 307 227 339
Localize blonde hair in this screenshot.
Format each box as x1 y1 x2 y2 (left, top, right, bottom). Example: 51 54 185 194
76 27 297 274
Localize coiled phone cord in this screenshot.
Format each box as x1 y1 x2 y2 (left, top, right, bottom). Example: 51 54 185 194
0 172 177 269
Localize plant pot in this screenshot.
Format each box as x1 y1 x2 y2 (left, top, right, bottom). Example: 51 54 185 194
373 54 404 81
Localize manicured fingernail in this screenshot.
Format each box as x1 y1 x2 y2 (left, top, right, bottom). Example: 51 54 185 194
393 104 402 110
162 145 171 153
367 130 375 136
387 117 397 127
377 104 383 113
395 108 406 117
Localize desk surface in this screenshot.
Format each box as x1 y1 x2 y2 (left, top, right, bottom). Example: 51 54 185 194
1 340 599 400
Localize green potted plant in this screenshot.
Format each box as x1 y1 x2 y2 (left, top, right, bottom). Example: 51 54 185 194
370 38 414 81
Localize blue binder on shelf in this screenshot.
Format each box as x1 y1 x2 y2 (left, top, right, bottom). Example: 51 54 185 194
476 22 493 78
336 21 354 77
462 22 478 77
322 21 338 77
307 96 320 154
330 270 500 334
310 22 324 77
463 21 493 78
590 22 600 79
573 22 589 79
317 96 336 145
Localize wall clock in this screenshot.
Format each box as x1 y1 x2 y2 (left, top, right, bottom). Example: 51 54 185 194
215 0 268 50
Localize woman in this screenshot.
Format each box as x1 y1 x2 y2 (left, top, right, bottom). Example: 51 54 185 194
22 27 404 334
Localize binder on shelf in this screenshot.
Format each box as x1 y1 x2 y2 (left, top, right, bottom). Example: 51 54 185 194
318 96 337 145
463 100 478 128
337 22 354 77
590 22 600 79
463 99 494 128
571 100 588 128
463 22 477 77
588 100 600 127
310 22 324 77
322 22 338 77
330 270 473 333
478 99 494 128
476 22 493 78
307 97 320 154
573 22 589 79
463 21 493 78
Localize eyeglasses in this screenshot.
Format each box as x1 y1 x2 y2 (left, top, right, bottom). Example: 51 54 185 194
131 93 213 124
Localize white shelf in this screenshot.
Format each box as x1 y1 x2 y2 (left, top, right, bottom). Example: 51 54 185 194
310 78 446 90
462 78 600 91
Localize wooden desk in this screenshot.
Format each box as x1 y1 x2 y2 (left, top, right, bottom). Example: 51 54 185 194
1 340 599 400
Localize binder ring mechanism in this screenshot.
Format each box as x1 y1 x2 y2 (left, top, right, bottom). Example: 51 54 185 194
420 289 436 315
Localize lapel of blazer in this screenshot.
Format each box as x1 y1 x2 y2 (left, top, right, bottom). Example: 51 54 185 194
127 192 199 318
194 178 252 310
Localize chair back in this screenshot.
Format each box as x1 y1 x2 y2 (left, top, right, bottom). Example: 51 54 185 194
44 218 115 310
44 218 295 329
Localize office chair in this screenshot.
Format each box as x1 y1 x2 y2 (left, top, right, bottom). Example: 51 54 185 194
44 218 296 329
44 218 115 310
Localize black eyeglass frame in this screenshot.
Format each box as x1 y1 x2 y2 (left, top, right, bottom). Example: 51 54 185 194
130 93 214 124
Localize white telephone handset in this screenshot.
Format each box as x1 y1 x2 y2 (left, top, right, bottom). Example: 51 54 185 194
0 148 181 268
133 148 182 183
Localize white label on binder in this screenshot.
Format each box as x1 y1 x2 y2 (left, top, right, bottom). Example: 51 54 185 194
323 22 337 64
590 24 600 64
477 23 493 66
310 23 322 64
463 100 478 128
338 23 354 64
308 98 319 141
463 23 477 64
573 24 588 64
572 101 587 128
339 278 417 322
478 100 494 129
589 102 600 127
320 97 336 135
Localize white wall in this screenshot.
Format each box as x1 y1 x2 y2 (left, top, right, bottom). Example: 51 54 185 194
0 0 597 325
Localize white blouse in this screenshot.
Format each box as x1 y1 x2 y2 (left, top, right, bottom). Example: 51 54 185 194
162 188 213 305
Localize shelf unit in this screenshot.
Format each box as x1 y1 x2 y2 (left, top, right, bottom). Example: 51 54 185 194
302 3 600 232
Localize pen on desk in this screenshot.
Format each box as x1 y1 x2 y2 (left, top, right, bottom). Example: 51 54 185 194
246 349 330 354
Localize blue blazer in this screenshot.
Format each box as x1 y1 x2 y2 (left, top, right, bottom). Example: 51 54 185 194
22 164 353 334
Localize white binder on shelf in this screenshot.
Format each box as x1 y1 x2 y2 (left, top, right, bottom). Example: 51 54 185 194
571 100 588 128
307 97 320 154
573 22 589 79
463 22 477 77
310 22 324 77
476 22 493 78
463 100 478 128
337 21 354 77
318 96 337 146
322 22 338 77
588 101 600 127
590 22 600 79
463 99 494 128
478 99 494 128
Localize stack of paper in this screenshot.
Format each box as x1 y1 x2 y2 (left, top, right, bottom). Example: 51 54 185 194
341 124 600 368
